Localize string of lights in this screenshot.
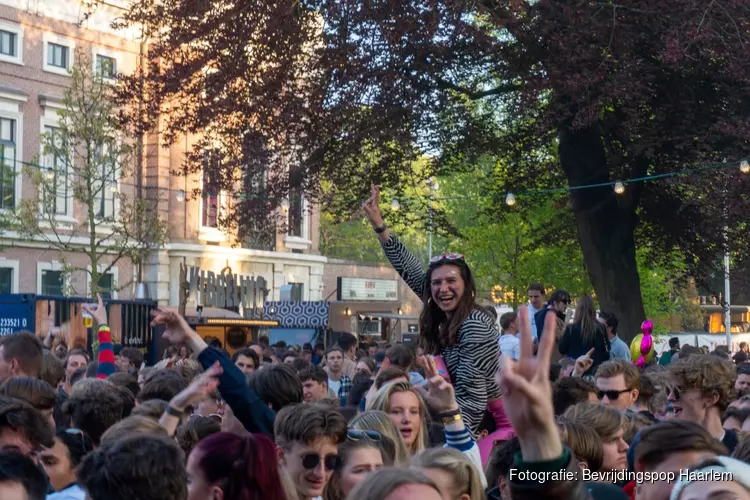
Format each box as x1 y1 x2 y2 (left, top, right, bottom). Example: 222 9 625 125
11 156 750 208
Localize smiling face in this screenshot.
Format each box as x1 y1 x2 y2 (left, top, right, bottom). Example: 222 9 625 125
668 386 711 424
387 391 422 450
302 379 328 403
429 265 466 314
338 447 384 497
280 438 339 499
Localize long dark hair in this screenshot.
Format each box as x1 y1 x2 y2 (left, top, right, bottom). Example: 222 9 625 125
418 259 478 354
573 296 599 344
194 432 286 500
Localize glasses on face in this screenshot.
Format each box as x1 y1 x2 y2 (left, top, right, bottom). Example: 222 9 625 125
429 253 465 264
347 429 381 441
597 389 632 401
301 453 341 471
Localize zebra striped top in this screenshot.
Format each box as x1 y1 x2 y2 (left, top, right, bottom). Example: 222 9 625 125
381 234 501 437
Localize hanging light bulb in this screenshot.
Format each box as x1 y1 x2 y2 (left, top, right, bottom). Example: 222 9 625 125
44 170 54 181
741 160 750 174
176 189 185 202
280 197 290 212
505 192 516 206
614 181 626 195
390 198 400 211
110 185 119 194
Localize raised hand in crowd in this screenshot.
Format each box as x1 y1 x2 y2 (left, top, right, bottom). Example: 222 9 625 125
497 306 563 462
363 183 391 242
160 361 222 436
572 348 595 377
82 293 108 326
418 358 460 413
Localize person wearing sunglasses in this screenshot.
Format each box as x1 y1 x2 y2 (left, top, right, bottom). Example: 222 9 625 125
323 430 389 500
276 402 347 500
363 184 500 438
41 428 93 500
594 360 641 412
559 295 610 376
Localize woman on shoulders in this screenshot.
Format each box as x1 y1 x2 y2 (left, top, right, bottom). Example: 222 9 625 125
363 184 500 437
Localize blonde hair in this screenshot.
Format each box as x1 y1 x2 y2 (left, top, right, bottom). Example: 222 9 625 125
562 403 627 442
411 448 485 500
349 410 411 465
369 382 429 455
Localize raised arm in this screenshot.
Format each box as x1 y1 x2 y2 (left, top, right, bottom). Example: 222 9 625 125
363 184 426 297
83 295 115 379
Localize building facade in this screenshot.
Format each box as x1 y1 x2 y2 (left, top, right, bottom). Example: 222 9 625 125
0 0 325 307
323 259 423 342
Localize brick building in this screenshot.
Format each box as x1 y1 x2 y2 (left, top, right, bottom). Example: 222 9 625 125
0 0 325 307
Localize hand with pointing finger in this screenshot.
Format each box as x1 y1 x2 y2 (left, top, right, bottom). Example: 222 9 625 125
572 348 595 377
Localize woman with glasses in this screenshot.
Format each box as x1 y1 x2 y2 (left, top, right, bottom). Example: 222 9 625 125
323 430 389 500
363 184 500 438
41 428 94 500
186 432 288 500
559 295 610 376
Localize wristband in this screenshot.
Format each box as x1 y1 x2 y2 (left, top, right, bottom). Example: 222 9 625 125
165 405 184 418
437 409 461 418
374 224 387 234
441 413 463 426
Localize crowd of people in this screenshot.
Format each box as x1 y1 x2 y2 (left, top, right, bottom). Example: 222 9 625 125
0 185 747 500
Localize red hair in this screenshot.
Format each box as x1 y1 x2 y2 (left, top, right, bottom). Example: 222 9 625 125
194 432 285 500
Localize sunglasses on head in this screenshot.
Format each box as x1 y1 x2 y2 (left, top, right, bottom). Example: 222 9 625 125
597 389 631 401
429 253 465 264
301 453 341 471
347 429 381 441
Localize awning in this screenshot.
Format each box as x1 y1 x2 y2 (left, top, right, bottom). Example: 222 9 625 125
359 312 419 321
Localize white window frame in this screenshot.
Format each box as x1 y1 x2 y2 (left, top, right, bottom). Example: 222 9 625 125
42 33 75 76
0 20 23 66
92 141 121 227
0 259 20 293
39 110 75 223
91 46 122 84
86 264 119 298
0 107 23 213
283 195 311 250
37 261 67 296
198 167 227 243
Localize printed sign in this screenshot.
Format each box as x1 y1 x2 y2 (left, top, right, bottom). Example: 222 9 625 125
337 277 398 302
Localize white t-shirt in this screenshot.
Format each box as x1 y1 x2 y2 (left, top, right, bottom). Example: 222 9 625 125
528 303 544 340
328 378 341 396
499 333 521 360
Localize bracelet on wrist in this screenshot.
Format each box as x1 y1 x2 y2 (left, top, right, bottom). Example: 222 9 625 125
165 405 184 418
437 408 461 418
441 413 463 426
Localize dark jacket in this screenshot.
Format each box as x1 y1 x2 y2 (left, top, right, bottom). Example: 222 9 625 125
508 448 592 500
197 346 275 439
535 307 565 341
559 323 610 376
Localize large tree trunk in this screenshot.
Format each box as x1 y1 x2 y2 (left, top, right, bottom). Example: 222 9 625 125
558 124 646 343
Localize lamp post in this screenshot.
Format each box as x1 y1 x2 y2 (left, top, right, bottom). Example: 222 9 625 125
724 237 732 350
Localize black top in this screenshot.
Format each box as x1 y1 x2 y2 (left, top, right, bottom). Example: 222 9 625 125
559 323 610 376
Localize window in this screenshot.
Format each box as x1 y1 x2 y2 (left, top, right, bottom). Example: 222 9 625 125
0 268 11 294
41 270 64 296
96 54 116 79
288 192 303 238
96 273 114 299
0 22 22 65
42 126 68 216
201 154 220 228
0 30 16 57
0 117 16 210
47 43 68 69
94 144 117 219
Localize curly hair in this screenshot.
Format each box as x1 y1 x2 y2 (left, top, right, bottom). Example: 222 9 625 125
668 354 736 412
65 379 123 446
175 415 221 459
